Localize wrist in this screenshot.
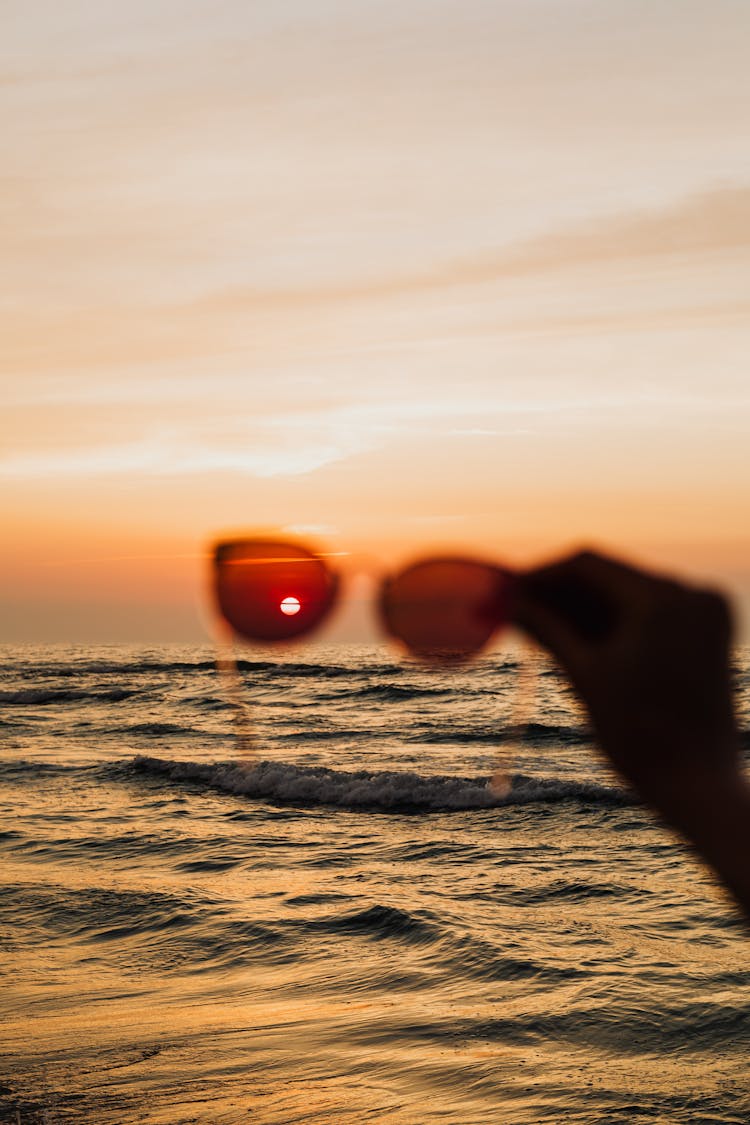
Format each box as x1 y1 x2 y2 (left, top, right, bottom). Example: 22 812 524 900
648 762 747 825
650 767 750 916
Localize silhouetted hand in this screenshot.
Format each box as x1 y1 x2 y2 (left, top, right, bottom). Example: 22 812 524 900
514 550 750 917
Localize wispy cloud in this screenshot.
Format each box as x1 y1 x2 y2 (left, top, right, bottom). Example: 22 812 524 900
0 438 352 481
4 383 743 483
8 184 748 385
100 185 750 319
195 185 750 306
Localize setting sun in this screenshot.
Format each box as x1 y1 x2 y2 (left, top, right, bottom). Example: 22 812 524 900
280 596 301 616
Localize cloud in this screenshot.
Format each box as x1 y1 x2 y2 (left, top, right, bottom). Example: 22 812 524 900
2 385 726 484
501 185 750 269
169 185 750 307
5 180 748 385
0 438 352 481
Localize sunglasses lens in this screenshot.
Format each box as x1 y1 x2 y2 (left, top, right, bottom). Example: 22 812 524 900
380 558 512 661
213 540 337 643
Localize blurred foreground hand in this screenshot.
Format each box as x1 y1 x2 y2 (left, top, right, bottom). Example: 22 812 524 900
515 550 750 920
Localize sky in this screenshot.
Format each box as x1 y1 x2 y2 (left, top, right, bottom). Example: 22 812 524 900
3 0 750 642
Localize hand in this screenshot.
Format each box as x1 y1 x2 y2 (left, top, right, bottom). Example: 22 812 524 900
514 550 738 801
513 550 749 915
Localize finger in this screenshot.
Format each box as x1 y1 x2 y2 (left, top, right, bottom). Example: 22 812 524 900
512 583 592 679
689 587 735 656
517 561 622 645
558 549 678 603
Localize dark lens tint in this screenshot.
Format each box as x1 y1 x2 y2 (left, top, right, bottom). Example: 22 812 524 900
212 540 338 643
379 558 513 662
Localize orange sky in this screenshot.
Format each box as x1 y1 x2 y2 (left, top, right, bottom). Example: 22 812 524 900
3 1 750 642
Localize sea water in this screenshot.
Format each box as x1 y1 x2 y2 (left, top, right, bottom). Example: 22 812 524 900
1 644 749 1124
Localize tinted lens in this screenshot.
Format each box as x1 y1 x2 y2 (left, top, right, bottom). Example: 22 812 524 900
379 558 513 662
212 540 338 643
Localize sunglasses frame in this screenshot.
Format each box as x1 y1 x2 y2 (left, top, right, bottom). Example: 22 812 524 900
211 536 516 663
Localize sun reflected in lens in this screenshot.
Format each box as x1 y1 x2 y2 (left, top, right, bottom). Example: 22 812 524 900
279 596 301 616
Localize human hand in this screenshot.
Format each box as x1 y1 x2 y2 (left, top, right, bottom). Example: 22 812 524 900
512 550 750 915
513 550 740 809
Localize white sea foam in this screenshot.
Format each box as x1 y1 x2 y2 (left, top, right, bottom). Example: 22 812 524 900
133 755 629 812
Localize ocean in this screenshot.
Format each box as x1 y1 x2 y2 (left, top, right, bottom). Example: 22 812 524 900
1 642 749 1124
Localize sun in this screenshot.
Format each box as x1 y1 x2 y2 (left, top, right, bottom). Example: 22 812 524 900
279 596 301 616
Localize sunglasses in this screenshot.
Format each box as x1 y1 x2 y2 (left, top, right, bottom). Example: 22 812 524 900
210 537 517 663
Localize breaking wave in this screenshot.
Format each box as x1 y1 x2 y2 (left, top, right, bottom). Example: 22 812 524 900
132 755 632 813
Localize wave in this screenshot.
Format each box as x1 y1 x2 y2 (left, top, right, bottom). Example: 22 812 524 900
339 683 455 703
0 659 217 679
234 659 415 682
0 759 92 780
275 726 394 743
115 721 204 738
0 882 298 975
131 755 632 813
310 903 438 943
266 720 590 747
12 657 405 679
0 687 140 705
408 721 591 746
0 656 408 684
